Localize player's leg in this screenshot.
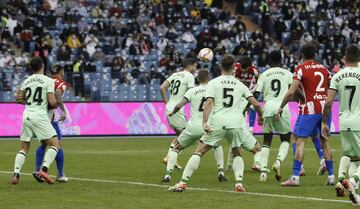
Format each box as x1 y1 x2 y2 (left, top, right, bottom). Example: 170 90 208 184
11 141 31 184
213 145 228 182
292 116 306 176
12 118 34 184
232 147 246 192
226 146 234 171
258 116 274 182
312 135 327 175
162 127 199 182
338 131 360 201
32 119 59 184
168 129 223 192
271 116 291 181
168 141 213 192
53 121 67 182
248 107 256 133
34 141 46 172
163 112 186 169
318 115 335 184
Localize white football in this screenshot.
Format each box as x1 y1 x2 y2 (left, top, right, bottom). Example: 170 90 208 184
198 48 214 62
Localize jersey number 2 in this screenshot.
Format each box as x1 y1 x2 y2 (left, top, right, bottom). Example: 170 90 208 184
314 72 325 92
25 87 43 105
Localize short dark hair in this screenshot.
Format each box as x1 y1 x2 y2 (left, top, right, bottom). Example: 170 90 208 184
301 43 317 60
221 54 236 72
240 56 252 69
50 64 63 75
269 51 282 66
29 57 43 72
197 69 210 83
182 58 196 68
345 44 360 63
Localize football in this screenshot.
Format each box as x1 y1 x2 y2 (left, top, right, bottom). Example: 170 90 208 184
198 48 214 62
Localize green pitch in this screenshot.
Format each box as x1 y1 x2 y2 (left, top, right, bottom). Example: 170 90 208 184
0 136 352 209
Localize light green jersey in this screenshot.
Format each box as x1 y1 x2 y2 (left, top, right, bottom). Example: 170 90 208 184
330 67 360 131
166 70 195 112
206 75 253 129
256 67 292 117
20 74 55 120
183 84 207 129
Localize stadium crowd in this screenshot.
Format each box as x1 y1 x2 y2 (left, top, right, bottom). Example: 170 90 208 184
0 0 359 101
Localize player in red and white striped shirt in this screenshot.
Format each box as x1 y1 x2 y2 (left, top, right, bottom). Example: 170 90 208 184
276 43 334 186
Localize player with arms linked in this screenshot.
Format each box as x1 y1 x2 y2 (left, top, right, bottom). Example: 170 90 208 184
33 64 69 183
160 58 197 170
168 55 264 192
12 57 59 184
322 45 360 204
276 43 335 186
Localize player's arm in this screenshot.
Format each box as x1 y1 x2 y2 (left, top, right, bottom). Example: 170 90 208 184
243 91 260 115
169 98 188 116
321 89 336 138
246 96 264 125
276 80 301 118
15 90 26 105
295 87 305 102
48 93 58 108
160 80 170 104
55 89 66 121
202 97 213 133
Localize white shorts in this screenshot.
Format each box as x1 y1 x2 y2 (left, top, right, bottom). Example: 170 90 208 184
20 117 57 142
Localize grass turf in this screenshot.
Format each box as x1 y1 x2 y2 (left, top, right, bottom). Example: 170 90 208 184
0 136 353 209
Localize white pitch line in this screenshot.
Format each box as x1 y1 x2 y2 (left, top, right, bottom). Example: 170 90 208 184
0 148 339 155
0 171 350 204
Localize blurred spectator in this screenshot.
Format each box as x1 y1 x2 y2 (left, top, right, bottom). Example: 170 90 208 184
67 34 82 49
92 47 106 63
57 44 71 61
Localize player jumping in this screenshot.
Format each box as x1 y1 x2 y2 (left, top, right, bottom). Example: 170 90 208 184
162 69 227 183
12 57 59 184
276 43 335 186
160 58 197 170
168 54 264 192
33 64 69 183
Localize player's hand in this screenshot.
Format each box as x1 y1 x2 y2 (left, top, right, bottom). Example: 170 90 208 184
242 107 249 116
168 111 175 117
275 108 283 119
14 90 24 100
203 122 212 133
258 116 264 126
321 122 330 140
60 111 66 122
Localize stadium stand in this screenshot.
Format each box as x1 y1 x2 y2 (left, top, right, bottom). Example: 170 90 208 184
0 0 359 102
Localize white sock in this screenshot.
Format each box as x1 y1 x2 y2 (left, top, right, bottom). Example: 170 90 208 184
349 162 359 177
233 156 244 183
338 156 350 180
227 147 233 168
254 151 261 167
351 164 360 184
260 147 270 172
42 146 58 169
166 147 172 157
214 146 224 174
14 151 26 174
180 155 201 184
277 141 289 163
166 150 179 176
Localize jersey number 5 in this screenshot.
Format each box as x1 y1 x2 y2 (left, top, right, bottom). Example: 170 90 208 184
223 88 234 108
25 87 43 105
